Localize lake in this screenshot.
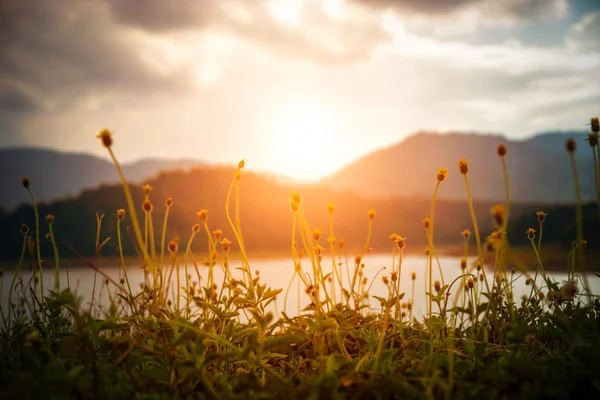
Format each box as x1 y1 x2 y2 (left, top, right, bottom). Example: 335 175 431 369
2 254 596 319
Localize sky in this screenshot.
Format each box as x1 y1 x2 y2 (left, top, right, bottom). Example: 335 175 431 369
1 0 599 181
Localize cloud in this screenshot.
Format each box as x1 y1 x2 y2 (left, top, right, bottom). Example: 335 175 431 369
566 11 600 51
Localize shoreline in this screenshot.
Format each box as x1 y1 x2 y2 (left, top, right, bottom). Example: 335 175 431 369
1 244 597 272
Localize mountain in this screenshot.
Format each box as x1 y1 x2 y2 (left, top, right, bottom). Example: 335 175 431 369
322 131 596 203
3 162 597 262
0 147 206 211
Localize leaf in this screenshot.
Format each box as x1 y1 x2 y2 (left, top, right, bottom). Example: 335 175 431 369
262 288 283 302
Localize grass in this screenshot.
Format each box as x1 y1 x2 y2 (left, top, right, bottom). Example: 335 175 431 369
1 123 600 400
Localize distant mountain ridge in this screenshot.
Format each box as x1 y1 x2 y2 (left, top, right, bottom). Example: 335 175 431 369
321 130 595 203
0 147 207 211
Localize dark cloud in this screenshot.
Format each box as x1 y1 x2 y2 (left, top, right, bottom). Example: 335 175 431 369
0 88 37 114
106 0 218 32
0 0 199 114
349 0 477 14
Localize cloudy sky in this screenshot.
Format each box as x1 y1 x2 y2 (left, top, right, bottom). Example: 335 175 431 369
1 0 599 180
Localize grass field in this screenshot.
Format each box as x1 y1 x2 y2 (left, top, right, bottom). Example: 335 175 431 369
1 123 600 399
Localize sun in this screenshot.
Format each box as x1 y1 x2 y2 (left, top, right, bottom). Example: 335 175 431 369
269 101 343 181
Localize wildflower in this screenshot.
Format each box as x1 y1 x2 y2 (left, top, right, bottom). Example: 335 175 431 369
497 144 507 157
45 232 51 241
327 202 335 214
368 209 376 220
394 235 406 249
20 176 30 188
165 197 173 207
362 277 368 286
424 246 430 255
586 132 598 147
436 168 448 182
590 117 599 133
142 200 153 213
434 280 441 292
458 158 469 175
142 184 152 196
382 276 389 285
536 211 547 223
547 290 560 303
355 255 362 264
411 271 416 280
462 229 471 239
238 160 245 169
220 238 231 252
391 271 398 282
197 209 208 222
168 239 179 253
192 224 200 233
290 191 302 205
565 138 576 153
97 128 113 148
460 258 467 270
559 279 579 300
526 228 536 240
423 218 430 229
476 263 481 271
312 228 322 241
490 205 504 227
20 223 29 234
117 209 125 220
390 233 398 242
213 229 223 240
467 278 474 289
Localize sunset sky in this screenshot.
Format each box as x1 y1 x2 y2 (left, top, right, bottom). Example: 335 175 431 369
1 0 599 181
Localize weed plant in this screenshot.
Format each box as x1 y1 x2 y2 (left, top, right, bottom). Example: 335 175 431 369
1 121 600 400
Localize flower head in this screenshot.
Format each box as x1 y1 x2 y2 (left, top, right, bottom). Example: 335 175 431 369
339 239 345 249
490 205 505 227
97 129 113 148
197 209 208 222
411 271 416 280
497 144 507 157
536 211 547 223
238 160 245 169
213 229 223 240
423 218 430 229
168 239 179 253
289 200 299 213
327 202 335 214
434 280 441 292
462 229 471 239
460 258 467 270
559 279 579 300
45 214 55 224
20 176 30 188
312 228 322 241
394 235 406 249
436 167 448 182
565 138 576 153
192 224 200 233
117 209 126 220
290 191 302 206
590 117 599 134
20 223 29 234
142 184 153 196
458 158 470 175
586 132 598 148
368 209 376 220
220 238 232 252
142 200 153 213
526 228 536 240
165 197 173 207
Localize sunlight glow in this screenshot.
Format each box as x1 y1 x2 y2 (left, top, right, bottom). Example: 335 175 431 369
270 101 344 181
267 0 304 25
